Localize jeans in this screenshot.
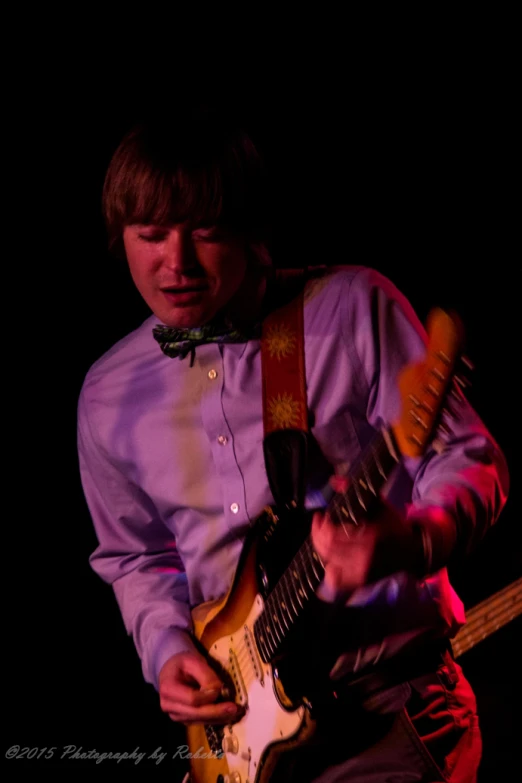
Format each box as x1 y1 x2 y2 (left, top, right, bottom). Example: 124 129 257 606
285 653 481 782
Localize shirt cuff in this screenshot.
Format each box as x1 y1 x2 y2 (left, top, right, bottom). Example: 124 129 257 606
149 627 198 691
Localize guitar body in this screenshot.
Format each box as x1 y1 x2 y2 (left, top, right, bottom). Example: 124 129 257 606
185 307 470 782
187 508 319 783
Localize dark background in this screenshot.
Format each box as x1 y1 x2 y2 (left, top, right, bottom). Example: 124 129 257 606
5 69 520 781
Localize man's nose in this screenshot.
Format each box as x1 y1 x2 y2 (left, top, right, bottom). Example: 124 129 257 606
164 227 197 271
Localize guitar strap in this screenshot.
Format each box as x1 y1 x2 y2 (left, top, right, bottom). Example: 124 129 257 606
260 272 309 510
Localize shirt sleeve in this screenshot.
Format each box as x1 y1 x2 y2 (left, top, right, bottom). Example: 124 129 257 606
77 389 197 690
341 266 510 564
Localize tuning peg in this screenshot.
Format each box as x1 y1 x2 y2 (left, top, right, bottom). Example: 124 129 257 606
454 374 471 389
460 355 474 372
444 396 462 421
453 355 474 389
437 420 452 437
432 415 454 452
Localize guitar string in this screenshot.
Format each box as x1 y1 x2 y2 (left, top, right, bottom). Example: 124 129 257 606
460 580 521 627
204 353 461 742
255 340 463 660
458 602 521 641
254 430 397 661
205 369 458 740
463 590 521 630
253 374 458 660
450 579 522 657
452 604 521 656
454 588 522 639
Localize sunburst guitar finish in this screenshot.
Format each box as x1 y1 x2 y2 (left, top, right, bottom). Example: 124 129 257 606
186 308 468 783
186 519 316 783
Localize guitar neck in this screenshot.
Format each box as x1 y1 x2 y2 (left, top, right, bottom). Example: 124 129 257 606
254 428 400 663
326 427 400 527
254 429 522 666
452 577 522 658
253 307 468 665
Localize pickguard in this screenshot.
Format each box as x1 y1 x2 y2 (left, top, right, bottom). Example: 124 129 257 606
207 593 305 782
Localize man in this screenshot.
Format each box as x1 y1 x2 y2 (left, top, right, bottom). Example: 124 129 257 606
77 109 509 781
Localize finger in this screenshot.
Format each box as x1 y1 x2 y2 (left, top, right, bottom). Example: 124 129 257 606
163 679 223 709
316 565 345 602
166 700 245 725
161 661 224 708
329 474 350 492
180 654 224 693
311 512 327 560
311 511 336 561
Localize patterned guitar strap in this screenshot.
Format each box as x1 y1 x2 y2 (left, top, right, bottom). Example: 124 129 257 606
260 272 309 511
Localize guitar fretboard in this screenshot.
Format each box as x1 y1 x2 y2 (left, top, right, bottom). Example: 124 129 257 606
452 576 522 658
254 428 400 663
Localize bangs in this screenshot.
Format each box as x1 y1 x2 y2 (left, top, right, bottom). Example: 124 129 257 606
102 117 268 255
118 163 226 230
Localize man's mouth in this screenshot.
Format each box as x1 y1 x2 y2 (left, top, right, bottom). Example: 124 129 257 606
161 285 208 293
161 285 209 305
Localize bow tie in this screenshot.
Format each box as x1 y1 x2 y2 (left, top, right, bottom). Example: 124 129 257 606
153 322 261 364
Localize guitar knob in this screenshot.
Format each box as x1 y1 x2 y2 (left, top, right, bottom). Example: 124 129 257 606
221 734 239 754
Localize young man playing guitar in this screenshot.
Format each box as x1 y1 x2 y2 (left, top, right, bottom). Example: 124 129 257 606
78 107 509 782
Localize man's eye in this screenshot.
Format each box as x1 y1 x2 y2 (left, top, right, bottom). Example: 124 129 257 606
138 233 167 243
192 227 224 242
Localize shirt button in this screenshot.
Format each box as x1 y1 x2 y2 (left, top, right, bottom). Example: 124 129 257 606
230 503 239 514
208 369 218 380
217 435 228 445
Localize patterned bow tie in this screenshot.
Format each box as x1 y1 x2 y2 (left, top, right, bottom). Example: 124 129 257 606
153 322 261 364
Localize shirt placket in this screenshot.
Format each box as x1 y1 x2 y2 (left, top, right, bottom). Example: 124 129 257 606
199 345 248 533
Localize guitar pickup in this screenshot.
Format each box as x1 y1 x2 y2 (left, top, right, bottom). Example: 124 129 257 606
228 648 248 707
244 624 264 686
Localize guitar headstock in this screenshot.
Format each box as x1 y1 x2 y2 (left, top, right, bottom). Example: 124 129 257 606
392 307 468 458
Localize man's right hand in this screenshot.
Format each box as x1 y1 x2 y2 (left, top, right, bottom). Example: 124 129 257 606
158 650 245 725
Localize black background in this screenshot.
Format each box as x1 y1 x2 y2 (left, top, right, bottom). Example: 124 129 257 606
4 62 520 781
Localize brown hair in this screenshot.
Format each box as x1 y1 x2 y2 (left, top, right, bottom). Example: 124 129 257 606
102 108 271 259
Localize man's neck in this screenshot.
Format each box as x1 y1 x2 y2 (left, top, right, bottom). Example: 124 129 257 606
222 264 272 329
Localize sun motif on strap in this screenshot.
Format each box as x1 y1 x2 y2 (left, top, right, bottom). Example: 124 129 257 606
268 393 301 429
264 323 297 360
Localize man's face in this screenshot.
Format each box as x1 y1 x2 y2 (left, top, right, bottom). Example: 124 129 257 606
122 224 249 328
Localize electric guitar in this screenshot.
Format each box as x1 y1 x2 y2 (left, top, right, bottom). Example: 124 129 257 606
451 576 522 659
186 308 472 783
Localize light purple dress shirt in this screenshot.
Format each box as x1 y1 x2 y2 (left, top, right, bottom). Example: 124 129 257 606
77 266 509 690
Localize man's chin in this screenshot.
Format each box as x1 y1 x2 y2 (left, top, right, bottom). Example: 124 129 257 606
158 307 215 330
